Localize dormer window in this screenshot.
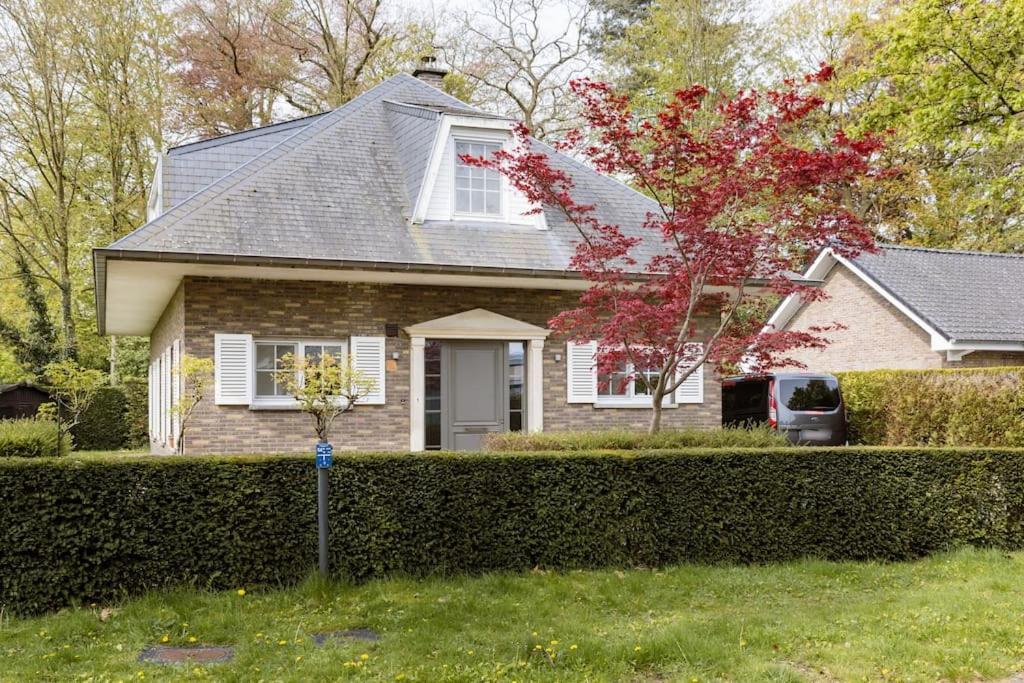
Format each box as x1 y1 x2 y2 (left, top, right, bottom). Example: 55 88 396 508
454 140 502 216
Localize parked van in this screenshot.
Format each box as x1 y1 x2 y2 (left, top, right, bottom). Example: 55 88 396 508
722 373 847 445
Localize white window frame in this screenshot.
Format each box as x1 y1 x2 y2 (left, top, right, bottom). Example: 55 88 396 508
595 357 675 409
451 135 506 221
251 338 348 409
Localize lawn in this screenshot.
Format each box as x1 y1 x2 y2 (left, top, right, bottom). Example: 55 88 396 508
3 549 1024 682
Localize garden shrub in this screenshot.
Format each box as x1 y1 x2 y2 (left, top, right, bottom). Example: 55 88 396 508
484 425 789 451
120 378 149 448
5 447 1024 615
71 386 128 451
0 418 69 458
837 367 1024 446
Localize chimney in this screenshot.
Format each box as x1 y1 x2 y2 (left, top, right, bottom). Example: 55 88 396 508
412 55 448 89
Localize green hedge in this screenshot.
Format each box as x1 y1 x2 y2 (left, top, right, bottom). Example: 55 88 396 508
0 419 69 458
71 386 129 451
120 378 149 448
4 448 1024 615
485 425 789 450
837 367 1024 446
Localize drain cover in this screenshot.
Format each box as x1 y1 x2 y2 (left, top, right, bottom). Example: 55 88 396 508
312 628 380 646
138 645 234 664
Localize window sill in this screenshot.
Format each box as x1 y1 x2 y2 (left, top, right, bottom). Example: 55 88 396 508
593 400 677 409
249 400 300 411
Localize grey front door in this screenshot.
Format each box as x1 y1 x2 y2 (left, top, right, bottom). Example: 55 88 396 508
442 341 507 451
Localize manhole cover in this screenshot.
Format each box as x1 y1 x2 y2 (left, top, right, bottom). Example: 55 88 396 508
312 628 380 646
138 645 234 664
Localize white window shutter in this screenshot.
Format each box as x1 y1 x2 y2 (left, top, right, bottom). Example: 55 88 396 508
675 344 705 404
351 336 386 405
214 333 253 405
566 340 597 403
148 359 156 440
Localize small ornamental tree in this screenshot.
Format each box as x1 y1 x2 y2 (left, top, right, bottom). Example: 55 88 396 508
465 65 882 432
171 355 214 455
273 351 377 443
42 360 106 448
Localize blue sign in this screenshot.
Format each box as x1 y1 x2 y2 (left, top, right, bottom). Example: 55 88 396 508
315 442 333 469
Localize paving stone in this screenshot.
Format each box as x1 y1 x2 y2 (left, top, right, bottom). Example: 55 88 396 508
138 645 234 664
311 628 380 646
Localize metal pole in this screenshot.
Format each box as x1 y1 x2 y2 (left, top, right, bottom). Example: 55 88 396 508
317 466 329 579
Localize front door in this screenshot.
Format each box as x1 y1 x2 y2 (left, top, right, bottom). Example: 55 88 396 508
443 341 507 450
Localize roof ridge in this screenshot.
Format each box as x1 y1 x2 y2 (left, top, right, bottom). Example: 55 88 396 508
167 111 331 155
878 243 1024 259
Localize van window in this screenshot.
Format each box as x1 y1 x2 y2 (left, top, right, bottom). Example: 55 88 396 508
779 378 840 411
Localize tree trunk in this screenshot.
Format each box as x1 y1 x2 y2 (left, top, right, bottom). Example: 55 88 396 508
648 389 665 434
58 276 77 360
109 335 119 385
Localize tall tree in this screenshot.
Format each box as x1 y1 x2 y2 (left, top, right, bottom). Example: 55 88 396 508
70 0 168 381
0 247 58 377
172 0 293 135
468 68 881 432
597 0 768 114
266 0 430 113
844 0 1024 250
0 0 90 360
442 0 595 139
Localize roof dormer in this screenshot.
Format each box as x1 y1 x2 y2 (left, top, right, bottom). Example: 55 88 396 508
410 113 547 229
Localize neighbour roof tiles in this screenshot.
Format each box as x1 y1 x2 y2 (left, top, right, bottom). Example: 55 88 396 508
851 245 1024 343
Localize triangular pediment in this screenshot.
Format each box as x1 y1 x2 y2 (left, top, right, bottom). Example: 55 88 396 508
405 308 549 340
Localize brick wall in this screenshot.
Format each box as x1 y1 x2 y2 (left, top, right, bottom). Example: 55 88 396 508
780 264 1024 371
169 276 721 454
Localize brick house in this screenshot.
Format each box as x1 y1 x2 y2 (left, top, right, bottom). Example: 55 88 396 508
94 68 716 455
768 245 1024 372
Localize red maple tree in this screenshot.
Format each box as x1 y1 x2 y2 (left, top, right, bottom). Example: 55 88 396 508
464 66 882 432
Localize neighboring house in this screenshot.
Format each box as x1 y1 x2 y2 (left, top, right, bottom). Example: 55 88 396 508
0 382 51 420
768 245 1024 372
94 67 716 455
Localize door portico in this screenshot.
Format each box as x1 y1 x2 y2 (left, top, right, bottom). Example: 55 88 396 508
405 308 550 451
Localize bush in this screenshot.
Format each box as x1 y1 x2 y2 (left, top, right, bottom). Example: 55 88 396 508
120 378 149 449
5 447 1024 615
0 419 69 458
71 386 129 451
484 425 790 451
837 367 1024 446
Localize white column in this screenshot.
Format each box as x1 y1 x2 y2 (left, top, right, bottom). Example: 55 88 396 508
526 338 545 433
409 336 426 451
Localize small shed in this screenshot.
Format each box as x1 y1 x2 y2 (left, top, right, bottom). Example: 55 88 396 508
0 382 51 420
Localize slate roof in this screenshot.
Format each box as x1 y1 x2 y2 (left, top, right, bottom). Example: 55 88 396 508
162 113 330 207
851 245 1024 343
102 73 661 275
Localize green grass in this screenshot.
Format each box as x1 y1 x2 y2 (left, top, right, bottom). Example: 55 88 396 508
3 549 1024 682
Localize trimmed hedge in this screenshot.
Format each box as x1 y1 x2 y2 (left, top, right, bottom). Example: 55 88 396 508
121 378 149 448
71 386 129 451
837 367 1024 446
0 419 69 458
485 425 789 450
4 448 1024 615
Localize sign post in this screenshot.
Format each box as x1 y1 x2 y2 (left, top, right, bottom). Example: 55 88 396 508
315 442 333 579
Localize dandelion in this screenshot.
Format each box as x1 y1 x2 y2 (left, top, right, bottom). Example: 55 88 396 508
278 640 287 646
160 635 169 643
237 588 246 597
570 644 578 651
360 653 370 661
549 640 558 645
187 637 197 643
634 646 642 652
